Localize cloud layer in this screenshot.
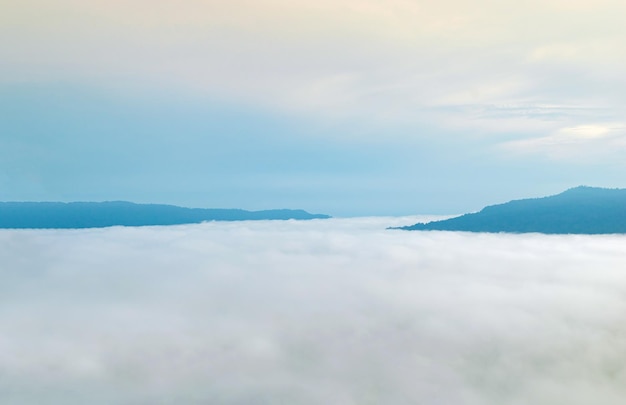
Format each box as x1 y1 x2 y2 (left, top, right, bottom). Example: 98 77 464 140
2 218 626 404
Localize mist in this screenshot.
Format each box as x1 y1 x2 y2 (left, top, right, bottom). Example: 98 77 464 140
1 217 625 404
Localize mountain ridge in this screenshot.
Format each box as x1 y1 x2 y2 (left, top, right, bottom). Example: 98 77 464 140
0 201 330 229
398 186 626 234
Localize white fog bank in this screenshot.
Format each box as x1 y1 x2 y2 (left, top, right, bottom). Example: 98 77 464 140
1 217 626 404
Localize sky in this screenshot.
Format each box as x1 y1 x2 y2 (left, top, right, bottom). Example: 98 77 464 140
2 218 626 404
3 0 626 215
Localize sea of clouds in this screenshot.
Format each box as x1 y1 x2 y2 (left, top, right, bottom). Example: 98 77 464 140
1 216 626 404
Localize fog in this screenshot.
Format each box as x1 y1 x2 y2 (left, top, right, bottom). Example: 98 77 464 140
1 217 626 404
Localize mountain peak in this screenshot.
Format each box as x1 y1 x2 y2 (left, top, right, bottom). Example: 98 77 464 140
399 186 626 234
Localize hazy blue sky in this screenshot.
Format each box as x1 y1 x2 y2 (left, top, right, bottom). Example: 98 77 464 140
3 0 626 215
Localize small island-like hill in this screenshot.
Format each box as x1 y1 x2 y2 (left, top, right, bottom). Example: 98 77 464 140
399 186 626 234
0 201 330 229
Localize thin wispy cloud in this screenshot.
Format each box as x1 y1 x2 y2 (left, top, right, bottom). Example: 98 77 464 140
502 123 626 160
3 0 626 130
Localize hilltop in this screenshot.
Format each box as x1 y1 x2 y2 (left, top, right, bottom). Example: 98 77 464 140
0 201 330 229
399 186 626 234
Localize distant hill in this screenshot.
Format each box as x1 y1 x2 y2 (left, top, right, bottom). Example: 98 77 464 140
398 186 626 234
0 201 330 229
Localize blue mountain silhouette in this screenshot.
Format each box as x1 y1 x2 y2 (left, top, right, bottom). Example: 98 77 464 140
0 201 330 229
399 186 626 234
